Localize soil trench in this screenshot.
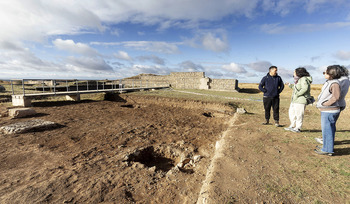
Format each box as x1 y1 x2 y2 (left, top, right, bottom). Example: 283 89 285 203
196 114 238 204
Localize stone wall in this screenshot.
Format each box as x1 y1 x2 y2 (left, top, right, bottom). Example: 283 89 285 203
122 72 239 91
122 78 170 88
210 79 238 91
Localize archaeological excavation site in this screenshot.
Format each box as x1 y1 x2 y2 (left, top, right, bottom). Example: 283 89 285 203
0 93 235 203
2 74 349 203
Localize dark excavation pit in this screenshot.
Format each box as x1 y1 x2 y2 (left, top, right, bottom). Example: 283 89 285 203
120 104 134 108
202 112 213 117
127 146 175 172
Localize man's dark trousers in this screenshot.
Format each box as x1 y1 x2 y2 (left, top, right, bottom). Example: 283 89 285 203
263 97 280 122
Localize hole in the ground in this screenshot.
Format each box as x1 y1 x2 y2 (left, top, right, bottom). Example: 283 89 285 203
202 112 213 117
127 146 175 172
120 104 134 108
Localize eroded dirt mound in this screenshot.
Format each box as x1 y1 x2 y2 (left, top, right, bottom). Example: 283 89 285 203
0 96 232 203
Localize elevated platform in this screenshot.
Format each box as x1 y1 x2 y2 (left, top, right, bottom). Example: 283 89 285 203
12 86 169 107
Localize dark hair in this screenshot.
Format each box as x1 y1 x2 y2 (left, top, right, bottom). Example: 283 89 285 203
326 65 342 80
269 66 277 70
339 65 349 76
295 67 310 78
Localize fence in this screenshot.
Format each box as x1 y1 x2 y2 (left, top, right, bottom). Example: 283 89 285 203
0 79 170 106
0 79 170 96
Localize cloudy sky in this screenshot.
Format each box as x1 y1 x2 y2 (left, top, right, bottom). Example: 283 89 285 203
1 0 350 84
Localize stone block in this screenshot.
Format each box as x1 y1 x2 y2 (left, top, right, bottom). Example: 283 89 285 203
0 119 57 134
12 95 32 107
199 77 210 90
9 108 36 118
236 108 247 114
66 94 80 101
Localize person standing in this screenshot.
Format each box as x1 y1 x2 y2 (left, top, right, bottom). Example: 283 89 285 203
259 66 284 126
315 65 343 156
315 65 349 145
284 67 312 133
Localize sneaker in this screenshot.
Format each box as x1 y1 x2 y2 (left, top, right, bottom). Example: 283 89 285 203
284 127 293 131
275 123 282 127
315 138 323 144
290 128 301 133
315 145 322 150
262 120 270 125
314 149 332 156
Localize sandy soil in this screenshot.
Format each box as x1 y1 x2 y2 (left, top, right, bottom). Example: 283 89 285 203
0 95 231 203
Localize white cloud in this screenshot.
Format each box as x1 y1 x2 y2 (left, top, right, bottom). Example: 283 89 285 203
114 51 132 61
222 63 247 73
202 33 230 52
0 41 24 51
110 29 121 36
185 30 230 53
1 0 349 44
65 56 114 72
303 65 317 71
277 67 293 79
53 39 99 56
261 0 348 16
311 55 322 62
260 23 286 34
2 0 350 80
179 61 204 72
305 0 327 13
0 40 117 79
91 40 180 54
247 61 273 72
0 0 261 45
261 0 301 16
84 0 260 24
0 41 62 73
0 1 103 42
122 41 180 54
260 22 350 34
137 55 165 65
128 64 172 76
334 50 350 61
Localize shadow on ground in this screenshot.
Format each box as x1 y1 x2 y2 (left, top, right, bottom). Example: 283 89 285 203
239 88 261 94
334 147 350 156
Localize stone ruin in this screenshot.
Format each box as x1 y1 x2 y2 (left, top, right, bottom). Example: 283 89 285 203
0 119 59 134
122 72 239 92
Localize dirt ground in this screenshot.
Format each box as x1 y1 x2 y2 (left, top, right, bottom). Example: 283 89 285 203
0 93 349 203
0 95 232 203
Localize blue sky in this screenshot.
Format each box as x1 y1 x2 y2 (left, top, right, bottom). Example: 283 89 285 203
1 0 350 84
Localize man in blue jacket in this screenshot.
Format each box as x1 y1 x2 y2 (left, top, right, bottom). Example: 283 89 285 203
259 66 284 126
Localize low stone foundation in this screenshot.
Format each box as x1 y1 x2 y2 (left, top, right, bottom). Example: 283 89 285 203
9 108 36 118
0 119 58 134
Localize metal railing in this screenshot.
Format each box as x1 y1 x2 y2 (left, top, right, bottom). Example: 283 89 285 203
0 79 170 96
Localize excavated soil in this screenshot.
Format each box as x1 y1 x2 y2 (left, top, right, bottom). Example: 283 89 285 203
1 93 349 204
0 95 233 203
